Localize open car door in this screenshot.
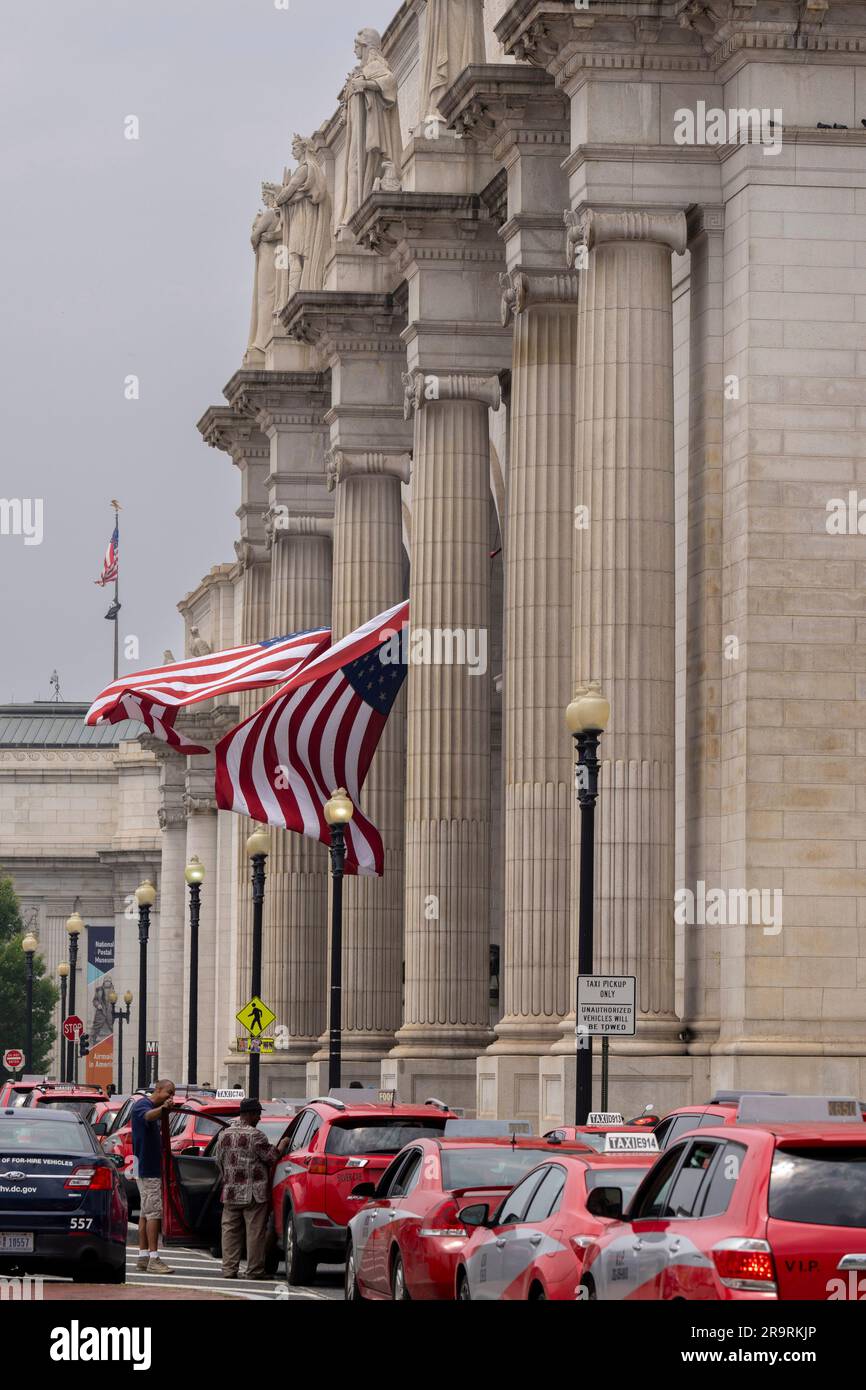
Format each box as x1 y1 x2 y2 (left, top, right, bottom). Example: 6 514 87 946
160 1109 225 1250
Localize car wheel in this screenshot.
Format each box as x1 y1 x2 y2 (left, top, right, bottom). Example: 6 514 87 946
529 1283 546 1301
283 1206 317 1287
344 1240 364 1301
456 1270 471 1301
391 1251 410 1301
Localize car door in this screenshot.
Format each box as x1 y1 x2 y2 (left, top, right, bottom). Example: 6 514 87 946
360 1150 419 1294
161 1111 225 1248
466 1168 549 1301
656 1137 729 1298
599 1145 688 1300
501 1164 568 1299
273 1109 317 1222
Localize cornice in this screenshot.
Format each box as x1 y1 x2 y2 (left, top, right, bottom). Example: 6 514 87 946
282 291 408 353
348 192 500 264
223 368 330 420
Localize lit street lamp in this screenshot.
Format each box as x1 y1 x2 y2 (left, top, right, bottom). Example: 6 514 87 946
324 788 354 1091
65 912 84 1083
184 856 206 1085
110 990 133 1093
22 933 38 1073
565 681 610 1126
57 963 69 1082
134 880 157 1089
245 828 270 1101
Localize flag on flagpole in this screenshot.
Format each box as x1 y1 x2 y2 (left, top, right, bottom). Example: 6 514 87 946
95 525 119 587
215 601 409 875
86 629 331 755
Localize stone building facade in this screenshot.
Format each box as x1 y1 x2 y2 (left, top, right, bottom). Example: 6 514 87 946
156 0 866 1119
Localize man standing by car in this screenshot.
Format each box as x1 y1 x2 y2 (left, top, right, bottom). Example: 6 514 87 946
131 1078 176 1274
214 1097 287 1279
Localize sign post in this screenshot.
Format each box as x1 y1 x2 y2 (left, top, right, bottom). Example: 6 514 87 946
576 976 636 1113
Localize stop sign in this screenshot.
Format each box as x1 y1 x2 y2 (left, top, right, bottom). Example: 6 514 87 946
3 1049 24 1071
62 1015 84 1042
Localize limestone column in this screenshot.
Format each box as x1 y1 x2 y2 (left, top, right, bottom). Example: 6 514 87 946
567 207 686 1053
328 450 410 1059
182 782 219 1084
391 371 500 1085
153 752 187 1080
493 272 578 1065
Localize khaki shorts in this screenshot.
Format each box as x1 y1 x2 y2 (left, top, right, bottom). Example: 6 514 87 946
138 1177 162 1221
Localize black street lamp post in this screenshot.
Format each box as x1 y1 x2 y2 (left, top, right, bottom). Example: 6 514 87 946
566 682 610 1126
134 881 156 1089
245 829 269 1101
110 990 133 1093
65 912 84 1084
57 964 69 1082
184 857 205 1085
324 789 354 1092
22 933 38 1071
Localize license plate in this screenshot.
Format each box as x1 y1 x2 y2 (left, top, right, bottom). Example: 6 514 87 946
0 1233 34 1253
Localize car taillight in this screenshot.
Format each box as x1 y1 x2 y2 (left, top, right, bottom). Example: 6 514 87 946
712 1240 777 1292
65 1165 113 1191
419 1200 467 1238
308 1157 328 1175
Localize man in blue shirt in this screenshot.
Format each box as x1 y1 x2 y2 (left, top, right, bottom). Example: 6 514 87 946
131 1078 176 1274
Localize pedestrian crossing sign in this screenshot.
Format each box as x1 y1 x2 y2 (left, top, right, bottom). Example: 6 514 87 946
236 995 276 1037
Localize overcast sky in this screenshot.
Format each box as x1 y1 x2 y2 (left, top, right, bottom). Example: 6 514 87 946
0 0 397 702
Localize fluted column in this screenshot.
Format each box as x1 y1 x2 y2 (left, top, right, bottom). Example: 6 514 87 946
326 449 409 1056
393 371 499 1061
265 514 333 1060
182 784 219 1081
154 757 187 1080
568 207 685 1050
492 272 578 1055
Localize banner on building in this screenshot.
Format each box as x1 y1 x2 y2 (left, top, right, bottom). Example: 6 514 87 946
86 926 116 1087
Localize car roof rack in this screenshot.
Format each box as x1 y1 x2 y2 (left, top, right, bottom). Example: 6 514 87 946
709 1090 785 1105
309 1095 347 1110
424 1097 451 1112
737 1094 861 1125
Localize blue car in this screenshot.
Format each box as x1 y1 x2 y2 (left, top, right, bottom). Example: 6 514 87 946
0 1104 128 1283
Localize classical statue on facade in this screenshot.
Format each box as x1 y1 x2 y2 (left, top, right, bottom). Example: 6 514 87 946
337 28 403 229
244 182 282 362
418 0 486 127
188 625 212 657
275 135 332 306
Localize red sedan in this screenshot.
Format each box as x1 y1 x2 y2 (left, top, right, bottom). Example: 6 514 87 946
345 1128 596 1300
454 1146 657 1300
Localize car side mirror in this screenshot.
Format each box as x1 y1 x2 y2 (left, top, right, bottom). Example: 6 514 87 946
457 1202 490 1228
586 1186 624 1220
93 1120 108 1136
350 1182 377 1199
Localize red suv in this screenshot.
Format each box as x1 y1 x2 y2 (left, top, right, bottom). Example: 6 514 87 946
273 1094 458 1284
23 1084 106 1117
580 1095 866 1301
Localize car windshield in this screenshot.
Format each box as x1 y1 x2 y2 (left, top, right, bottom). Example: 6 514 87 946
259 1119 290 1141
0 1119 94 1153
585 1167 649 1206
36 1098 102 1117
325 1118 446 1156
442 1147 571 1190
769 1147 866 1228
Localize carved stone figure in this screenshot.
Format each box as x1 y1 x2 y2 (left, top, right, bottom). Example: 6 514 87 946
373 160 402 192
189 625 212 657
419 0 486 126
337 28 403 228
275 135 332 306
244 183 282 361
162 649 176 665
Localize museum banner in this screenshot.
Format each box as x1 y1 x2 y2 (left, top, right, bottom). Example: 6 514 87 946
86 926 115 1089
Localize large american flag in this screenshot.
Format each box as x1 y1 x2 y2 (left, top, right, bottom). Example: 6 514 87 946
95 525 119 587
215 600 409 875
86 629 331 755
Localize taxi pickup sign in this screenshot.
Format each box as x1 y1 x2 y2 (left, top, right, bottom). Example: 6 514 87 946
588 1112 624 1126
604 1132 659 1154
216 1089 245 1101
577 975 636 1037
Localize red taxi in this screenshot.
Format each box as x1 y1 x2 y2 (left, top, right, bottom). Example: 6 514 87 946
579 1095 866 1301
453 1134 660 1301
345 1121 597 1301
0 1079 42 1108
545 1112 660 1153
22 1083 106 1116
88 1094 130 1135
653 1091 787 1149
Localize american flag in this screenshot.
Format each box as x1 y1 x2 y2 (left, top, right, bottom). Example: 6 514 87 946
215 600 409 875
95 525 119 587
86 629 331 755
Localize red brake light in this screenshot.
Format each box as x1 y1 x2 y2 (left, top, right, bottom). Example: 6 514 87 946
419 1199 466 1238
712 1242 776 1290
65 1165 113 1191
308 1157 327 1175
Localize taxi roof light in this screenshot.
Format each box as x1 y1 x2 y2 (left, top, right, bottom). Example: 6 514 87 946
736 1095 861 1125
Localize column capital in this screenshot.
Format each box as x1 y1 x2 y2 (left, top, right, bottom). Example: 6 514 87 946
265 508 334 544
157 805 186 831
402 368 502 419
499 268 580 326
234 537 270 572
687 204 726 242
182 793 218 818
325 448 411 492
565 207 688 266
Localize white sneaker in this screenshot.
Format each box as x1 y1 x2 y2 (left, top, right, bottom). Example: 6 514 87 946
147 1255 174 1274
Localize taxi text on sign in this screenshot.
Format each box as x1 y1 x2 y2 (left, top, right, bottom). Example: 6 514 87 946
576 976 636 1037
236 996 276 1038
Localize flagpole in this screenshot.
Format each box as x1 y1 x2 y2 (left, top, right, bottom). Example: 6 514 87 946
113 506 119 681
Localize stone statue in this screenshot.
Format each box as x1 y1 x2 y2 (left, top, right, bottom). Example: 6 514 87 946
337 28 403 228
189 625 212 657
244 182 282 362
275 135 332 306
419 0 487 127
373 160 402 192
162 649 176 665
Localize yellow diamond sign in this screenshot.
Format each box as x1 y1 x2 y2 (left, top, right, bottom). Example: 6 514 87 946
236 996 276 1038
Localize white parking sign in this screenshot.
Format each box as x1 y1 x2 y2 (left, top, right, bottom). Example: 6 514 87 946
577 975 636 1037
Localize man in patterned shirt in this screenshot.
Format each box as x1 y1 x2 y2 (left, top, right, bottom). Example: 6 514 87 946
214 1097 288 1279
